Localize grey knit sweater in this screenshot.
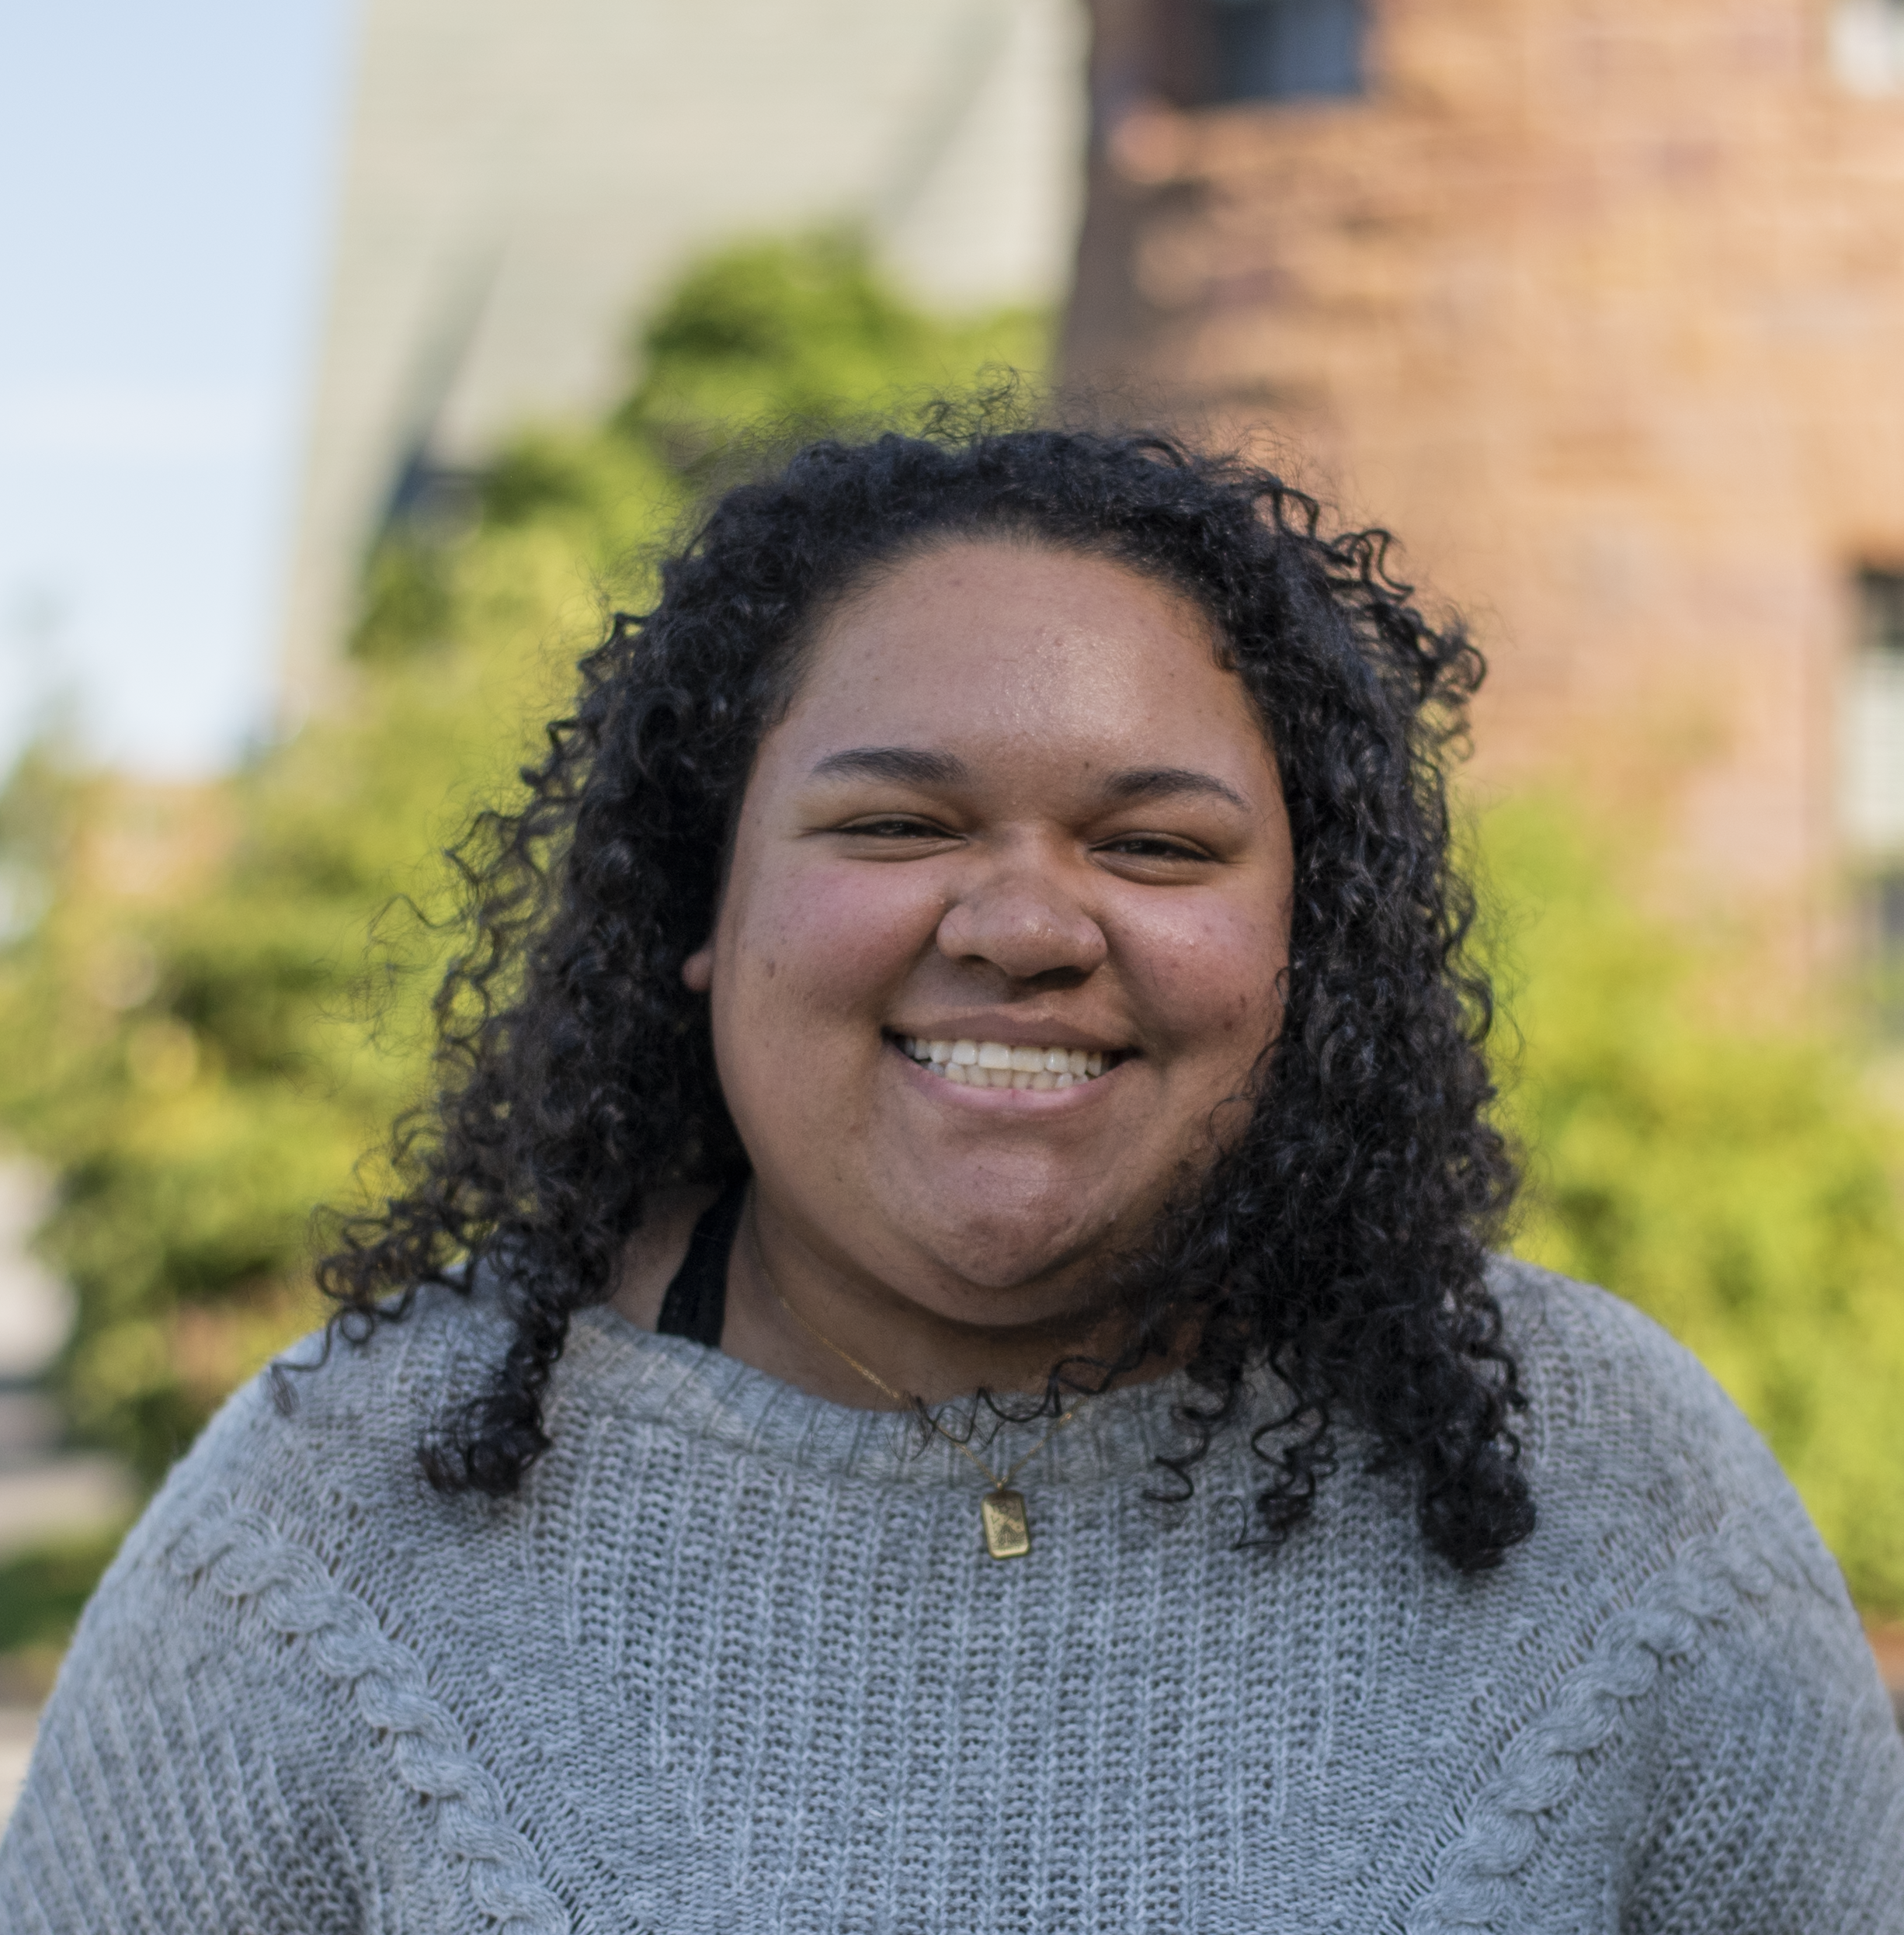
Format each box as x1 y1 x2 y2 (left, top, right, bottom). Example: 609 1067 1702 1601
2 1260 1900 1933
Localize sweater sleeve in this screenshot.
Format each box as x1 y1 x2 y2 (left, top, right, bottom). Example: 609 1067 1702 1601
1621 1540 1904 1935
0 1393 437 1935
0 1318 568 1935
0 1491 391 1934
0 1360 464 1935
1459 1265 1904 1933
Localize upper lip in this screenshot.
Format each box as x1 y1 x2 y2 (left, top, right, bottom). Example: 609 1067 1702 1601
888 1021 1132 1054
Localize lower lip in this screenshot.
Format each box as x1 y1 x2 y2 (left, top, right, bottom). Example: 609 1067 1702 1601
887 1038 1128 1110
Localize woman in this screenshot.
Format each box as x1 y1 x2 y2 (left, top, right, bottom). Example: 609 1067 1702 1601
3 427 1899 1933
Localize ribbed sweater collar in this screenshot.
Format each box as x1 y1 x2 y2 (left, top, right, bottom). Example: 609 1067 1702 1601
557 1304 1241 1492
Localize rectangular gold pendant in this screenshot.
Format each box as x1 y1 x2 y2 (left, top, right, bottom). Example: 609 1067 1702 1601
980 1489 1030 1559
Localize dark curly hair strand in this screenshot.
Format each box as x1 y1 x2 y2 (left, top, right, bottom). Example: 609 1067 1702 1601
315 422 1534 1573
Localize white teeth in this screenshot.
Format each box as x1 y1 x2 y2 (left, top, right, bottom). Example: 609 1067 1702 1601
897 1036 1121 1089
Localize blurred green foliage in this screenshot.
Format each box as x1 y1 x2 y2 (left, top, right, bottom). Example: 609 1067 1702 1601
0 1520 132 1701
0 234 1047 1494
613 231 1044 467
1484 800 1904 1610
2 233 1901 1628
0 1525 130 1655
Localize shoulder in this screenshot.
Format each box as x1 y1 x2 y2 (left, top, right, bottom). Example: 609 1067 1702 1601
91 1278 512 1610
1487 1254 1797 1533
1 1281 554 1930
1479 1256 1871 1700
1482 1256 1891 1754
22 1278 512 1796
1412 1262 1904 1924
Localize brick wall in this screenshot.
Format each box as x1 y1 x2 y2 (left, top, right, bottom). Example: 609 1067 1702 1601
1065 0 1904 963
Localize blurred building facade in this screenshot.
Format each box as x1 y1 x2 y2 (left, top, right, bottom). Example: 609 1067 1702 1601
282 0 1088 715
1065 0 1904 972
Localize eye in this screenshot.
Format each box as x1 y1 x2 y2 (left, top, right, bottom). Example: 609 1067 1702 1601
835 815 955 841
1093 833 1211 863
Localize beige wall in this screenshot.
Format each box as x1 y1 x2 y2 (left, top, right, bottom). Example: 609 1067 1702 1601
282 0 1089 720
1065 0 1904 958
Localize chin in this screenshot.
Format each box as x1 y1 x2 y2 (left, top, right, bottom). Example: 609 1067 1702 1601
909 1202 1117 1306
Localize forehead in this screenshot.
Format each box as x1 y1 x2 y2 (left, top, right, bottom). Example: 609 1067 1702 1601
777 540 1267 769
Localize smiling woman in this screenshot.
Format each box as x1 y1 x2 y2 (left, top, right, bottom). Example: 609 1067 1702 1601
660 546 1295 1420
3 426 1901 1931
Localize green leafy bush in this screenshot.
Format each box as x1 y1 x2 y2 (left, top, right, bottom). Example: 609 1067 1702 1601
0 1526 132 1655
1485 798 1904 1610
0 234 1048 1486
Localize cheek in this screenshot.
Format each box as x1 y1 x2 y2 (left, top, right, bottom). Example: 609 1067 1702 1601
721 860 941 1028
1118 896 1289 1055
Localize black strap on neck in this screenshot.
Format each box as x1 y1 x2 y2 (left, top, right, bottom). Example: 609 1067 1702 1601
655 1177 748 1348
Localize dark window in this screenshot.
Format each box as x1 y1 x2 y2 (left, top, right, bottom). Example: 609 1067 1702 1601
1857 567 1904 655
1202 0 1365 105
1847 570 1904 1030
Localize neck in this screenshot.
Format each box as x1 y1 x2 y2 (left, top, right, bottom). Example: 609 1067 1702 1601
721 1186 1156 1412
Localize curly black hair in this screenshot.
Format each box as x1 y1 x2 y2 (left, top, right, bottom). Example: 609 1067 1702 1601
317 422 1534 1572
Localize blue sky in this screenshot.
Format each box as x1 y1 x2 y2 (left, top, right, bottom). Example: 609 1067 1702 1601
0 0 353 776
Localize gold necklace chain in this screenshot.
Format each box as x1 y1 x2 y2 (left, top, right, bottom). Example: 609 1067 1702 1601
773 1289 1081 1486
772 1287 1080 1560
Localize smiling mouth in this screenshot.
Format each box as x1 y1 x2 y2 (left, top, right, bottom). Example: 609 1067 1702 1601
894 1035 1127 1091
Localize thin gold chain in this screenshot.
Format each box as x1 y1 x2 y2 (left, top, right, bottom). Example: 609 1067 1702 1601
773 1288 1080 1493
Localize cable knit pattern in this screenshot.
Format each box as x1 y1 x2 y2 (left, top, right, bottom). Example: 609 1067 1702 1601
1408 1491 1839 1932
168 1504 572 1935
2 1260 1900 1933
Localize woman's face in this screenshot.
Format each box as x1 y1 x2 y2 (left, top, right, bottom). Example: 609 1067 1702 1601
684 539 1295 1335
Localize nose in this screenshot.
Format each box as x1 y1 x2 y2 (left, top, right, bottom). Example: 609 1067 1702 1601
934 859 1109 983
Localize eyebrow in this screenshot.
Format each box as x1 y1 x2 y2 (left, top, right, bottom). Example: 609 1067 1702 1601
1100 766 1251 812
808 747 1250 813
808 746 971 787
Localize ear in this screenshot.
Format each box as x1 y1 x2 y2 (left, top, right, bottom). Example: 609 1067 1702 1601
681 944 714 994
